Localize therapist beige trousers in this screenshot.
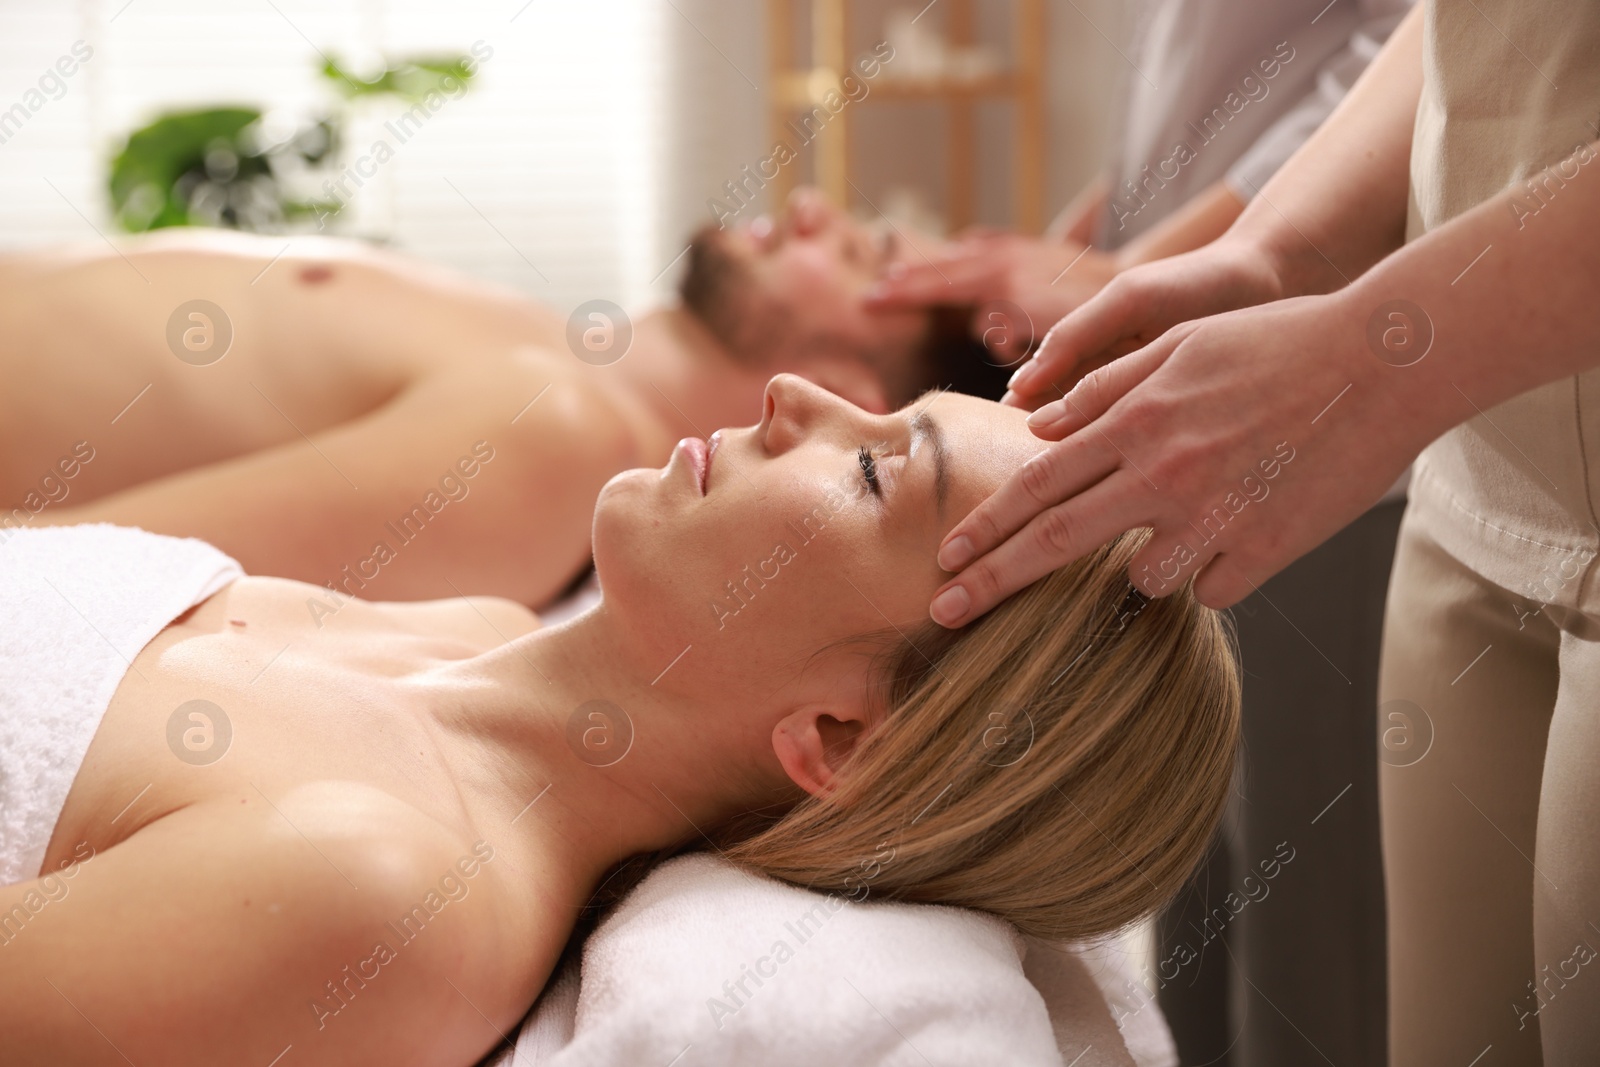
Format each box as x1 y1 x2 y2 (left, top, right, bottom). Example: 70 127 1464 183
1380 511 1600 1066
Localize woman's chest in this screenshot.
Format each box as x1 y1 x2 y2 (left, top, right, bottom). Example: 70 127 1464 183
28 572 578 1048
42 576 503 875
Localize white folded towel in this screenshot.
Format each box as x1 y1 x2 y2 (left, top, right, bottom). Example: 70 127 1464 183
498 852 1146 1067
0 523 242 887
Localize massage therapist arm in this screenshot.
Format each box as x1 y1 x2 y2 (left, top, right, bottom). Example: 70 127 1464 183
868 3 1415 364
859 181 1247 366
928 4 1600 621
1002 3 1426 408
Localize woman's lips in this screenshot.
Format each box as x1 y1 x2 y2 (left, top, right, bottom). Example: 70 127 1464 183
706 430 724 492
676 437 709 495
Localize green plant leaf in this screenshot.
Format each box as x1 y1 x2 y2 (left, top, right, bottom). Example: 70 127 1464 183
321 54 476 102
108 107 263 231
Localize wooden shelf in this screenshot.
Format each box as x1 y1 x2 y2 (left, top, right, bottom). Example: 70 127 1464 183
773 71 1023 106
767 0 1046 232
864 73 1022 100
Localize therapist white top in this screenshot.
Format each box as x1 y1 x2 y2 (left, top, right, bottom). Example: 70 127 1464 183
1094 0 1415 504
1096 0 1414 248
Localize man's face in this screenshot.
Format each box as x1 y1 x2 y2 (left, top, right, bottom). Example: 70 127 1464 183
680 186 940 376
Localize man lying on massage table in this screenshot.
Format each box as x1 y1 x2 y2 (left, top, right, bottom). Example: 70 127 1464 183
0 187 994 608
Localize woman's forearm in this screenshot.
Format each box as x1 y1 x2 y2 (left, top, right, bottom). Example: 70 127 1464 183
1229 2 1425 298
1338 137 1600 437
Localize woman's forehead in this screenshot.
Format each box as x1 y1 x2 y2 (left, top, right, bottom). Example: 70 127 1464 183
898 391 1045 513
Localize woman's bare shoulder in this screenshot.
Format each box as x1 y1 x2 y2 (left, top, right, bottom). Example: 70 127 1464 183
0 786 536 1066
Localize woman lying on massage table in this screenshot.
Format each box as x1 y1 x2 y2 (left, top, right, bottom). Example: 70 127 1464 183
0 375 1239 1067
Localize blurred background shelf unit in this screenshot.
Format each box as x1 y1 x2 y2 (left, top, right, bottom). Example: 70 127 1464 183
766 0 1046 234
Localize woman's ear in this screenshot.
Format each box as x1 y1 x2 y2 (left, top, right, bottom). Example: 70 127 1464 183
771 704 867 797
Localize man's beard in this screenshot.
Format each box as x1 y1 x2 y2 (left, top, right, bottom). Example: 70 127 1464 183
677 225 789 364
676 225 957 409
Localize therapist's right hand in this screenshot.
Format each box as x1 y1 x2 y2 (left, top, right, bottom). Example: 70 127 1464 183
928 285 1431 625
1002 237 1286 409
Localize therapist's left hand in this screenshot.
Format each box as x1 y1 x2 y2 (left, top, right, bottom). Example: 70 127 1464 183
928 290 1441 624
865 233 1119 357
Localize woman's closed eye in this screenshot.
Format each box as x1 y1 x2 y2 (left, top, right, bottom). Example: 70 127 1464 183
858 444 882 498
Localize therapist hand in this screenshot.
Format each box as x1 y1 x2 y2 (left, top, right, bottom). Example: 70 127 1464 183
929 290 1435 624
1002 237 1286 410
865 233 1119 357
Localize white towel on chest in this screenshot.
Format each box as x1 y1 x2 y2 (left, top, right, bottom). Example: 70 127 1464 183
0 523 242 887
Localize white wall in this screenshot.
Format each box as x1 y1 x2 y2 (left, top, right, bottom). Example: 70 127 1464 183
0 0 663 315
0 1 1128 311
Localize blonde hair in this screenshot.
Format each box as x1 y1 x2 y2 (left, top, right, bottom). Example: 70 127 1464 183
714 528 1241 942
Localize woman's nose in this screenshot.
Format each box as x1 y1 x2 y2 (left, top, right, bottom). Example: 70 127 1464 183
762 373 835 452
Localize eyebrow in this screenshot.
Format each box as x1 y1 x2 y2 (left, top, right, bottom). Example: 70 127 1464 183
908 407 949 517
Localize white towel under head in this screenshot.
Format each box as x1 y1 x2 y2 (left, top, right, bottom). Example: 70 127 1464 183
498 852 1156 1067
0 523 243 887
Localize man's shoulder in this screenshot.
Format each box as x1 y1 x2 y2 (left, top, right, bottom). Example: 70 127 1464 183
457 352 646 475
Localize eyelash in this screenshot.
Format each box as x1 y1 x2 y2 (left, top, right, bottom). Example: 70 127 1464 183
858 445 881 497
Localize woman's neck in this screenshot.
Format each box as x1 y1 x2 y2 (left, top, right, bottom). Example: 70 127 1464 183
417 602 765 899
